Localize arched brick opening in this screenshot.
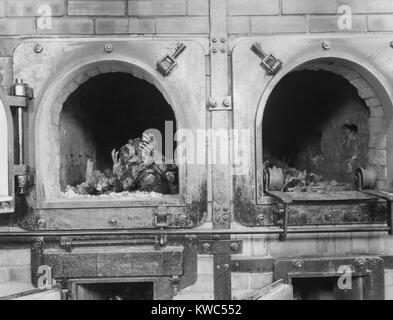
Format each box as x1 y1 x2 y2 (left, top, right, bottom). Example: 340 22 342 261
296 61 387 186
258 58 389 196
37 60 186 201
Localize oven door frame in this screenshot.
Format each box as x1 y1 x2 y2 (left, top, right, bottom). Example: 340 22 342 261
12 38 208 230
0 87 14 214
231 35 393 227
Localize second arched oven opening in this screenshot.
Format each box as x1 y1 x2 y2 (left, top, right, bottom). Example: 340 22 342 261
262 62 387 192
262 59 388 195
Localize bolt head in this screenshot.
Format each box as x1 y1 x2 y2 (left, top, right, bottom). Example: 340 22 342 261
294 260 304 269
104 44 113 53
210 99 218 108
220 37 226 43
202 243 211 252
212 37 218 43
34 44 43 54
223 98 231 107
322 40 331 50
108 218 117 226
220 47 226 53
38 219 46 229
230 243 240 252
356 258 366 268
212 47 218 53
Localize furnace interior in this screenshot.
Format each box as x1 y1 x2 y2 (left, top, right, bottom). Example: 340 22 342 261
75 281 154 300
263 70 370 190
59 72 177 194
292 276 364 300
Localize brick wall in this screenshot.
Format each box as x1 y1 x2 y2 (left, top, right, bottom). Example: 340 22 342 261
0 248 30 284
0 0 210 35
1 0 393 37
174 256 214 300
228 0 393 34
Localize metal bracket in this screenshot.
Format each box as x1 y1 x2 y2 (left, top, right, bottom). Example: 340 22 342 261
14 164 34 194
155 206 168 228
210 35 227 54
251 43 282 76
354 167 393 235
156 42 186 77
170 275 181 296
7 95 29 108
198 240 243 255
60 237 73 253
9 79 34 195
208 95 232 111
154 206 168 249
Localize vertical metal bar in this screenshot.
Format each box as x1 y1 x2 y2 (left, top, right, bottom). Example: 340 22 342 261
213 246 231 300
280 204 288 241
17 107 24 164
210 0 230 228
387 201 393 235
210 0 232 300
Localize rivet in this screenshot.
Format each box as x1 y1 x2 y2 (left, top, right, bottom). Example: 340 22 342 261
202 243 211 253
212 46 218 53
33 43 43 54
220 47 226 53
108 218 117 226
104 43 113 53
293 260 304 269
220 36 226 43
230 243 240 252
322 40 331 50
355 258 366 268
212 37 218 43
38 219 46 229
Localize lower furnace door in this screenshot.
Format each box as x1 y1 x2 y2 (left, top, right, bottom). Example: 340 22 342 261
31 239 198 300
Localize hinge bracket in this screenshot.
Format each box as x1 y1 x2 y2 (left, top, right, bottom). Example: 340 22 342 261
251 43 282 76
154 206 168 249
157 42 186 77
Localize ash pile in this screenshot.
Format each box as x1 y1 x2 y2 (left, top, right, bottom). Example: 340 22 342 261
63 134 178 197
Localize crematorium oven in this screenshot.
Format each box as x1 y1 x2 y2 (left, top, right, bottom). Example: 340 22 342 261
2 6 393 301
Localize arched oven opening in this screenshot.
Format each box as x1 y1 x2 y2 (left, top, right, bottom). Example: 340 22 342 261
260 60 390 230
59 72 179 199
263 69 371 192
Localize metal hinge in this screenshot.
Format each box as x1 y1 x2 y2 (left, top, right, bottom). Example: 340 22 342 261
155 206 168 228
156 42 186 77
154 206 168 249
170 275 181 296
251 43 282 76
208 96 232 111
